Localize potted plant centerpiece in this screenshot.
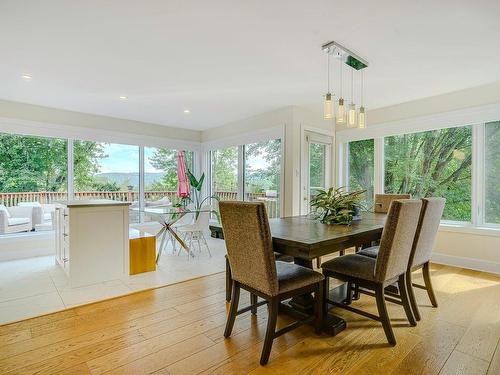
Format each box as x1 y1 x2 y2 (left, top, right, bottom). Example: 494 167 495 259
310 187 366 225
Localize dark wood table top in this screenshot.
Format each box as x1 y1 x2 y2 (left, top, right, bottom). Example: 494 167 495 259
269 212 386 260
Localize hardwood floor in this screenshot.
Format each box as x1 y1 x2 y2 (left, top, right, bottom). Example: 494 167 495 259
0 264 498 374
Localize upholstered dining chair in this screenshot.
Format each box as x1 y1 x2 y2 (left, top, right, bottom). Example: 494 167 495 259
321 199 422 345
219 201 324 365
374 194 411 213
358 197 445 321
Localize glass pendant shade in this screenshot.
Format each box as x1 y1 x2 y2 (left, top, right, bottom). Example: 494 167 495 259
324 93 333 119
348 103 357 127
358 106 366 129
337 97 345 123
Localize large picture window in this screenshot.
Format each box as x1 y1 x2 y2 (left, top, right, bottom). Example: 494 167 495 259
347 139 374 209
73 141 139 202
244 139 281 218
0 133 68 202
384 126 472 222
210 139 282 218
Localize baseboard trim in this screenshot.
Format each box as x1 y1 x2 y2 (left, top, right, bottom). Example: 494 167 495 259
432 252 500 275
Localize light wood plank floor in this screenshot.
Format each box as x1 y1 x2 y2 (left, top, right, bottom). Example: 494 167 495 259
0 263 499 374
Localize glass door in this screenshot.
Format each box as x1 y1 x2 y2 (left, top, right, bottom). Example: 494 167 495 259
302 132 333 214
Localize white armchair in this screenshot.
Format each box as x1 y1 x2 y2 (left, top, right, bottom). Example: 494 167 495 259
0 205 33 234
18 202 55 230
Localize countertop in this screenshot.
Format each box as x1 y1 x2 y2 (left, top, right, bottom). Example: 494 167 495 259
56 200 132 207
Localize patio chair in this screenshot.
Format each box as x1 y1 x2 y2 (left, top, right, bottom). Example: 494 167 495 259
0 204 33 234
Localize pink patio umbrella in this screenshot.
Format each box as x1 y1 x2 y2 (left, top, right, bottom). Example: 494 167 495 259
176 150 190 198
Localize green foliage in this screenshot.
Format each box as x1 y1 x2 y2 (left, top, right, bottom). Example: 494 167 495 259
384 127 472 221
244 139 281 193
148 148 193 191
310 187 366 225
0 134 67 192
485 121 500 224
348 139 374 209
212 147 238 192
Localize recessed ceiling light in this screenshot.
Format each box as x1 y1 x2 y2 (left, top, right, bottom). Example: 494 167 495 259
183 109 190 114
22 74 33 81
119 96 128 101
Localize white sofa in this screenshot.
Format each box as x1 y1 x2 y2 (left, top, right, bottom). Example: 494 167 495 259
18 202 55 230
0 205 33 234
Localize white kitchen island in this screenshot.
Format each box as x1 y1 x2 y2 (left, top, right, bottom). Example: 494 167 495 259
54 200 131 287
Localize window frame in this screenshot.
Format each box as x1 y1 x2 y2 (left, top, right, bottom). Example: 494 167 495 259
335 103 500 231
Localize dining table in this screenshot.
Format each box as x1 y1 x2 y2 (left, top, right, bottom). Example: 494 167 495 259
267 211 386 336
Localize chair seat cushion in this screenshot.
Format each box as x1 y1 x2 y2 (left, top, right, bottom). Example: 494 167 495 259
321 254 377 281
276 261 324 294
357 246 379 259
8 217 30 226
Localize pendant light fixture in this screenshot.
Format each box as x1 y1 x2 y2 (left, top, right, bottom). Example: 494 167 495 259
337 56 345 124
348 69 357 127
358 70 366 129
321 41 368 129
323 51 333 119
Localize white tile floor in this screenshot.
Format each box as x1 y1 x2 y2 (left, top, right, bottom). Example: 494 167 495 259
0 232 227 325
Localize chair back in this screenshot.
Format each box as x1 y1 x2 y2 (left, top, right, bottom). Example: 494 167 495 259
219 201 278 296
375 199 422 282
374 194 411 213
410 198 446 267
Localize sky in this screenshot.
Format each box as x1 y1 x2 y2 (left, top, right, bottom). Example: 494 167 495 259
97 143 271 174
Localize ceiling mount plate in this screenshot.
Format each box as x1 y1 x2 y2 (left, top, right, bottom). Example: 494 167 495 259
322 41 368 70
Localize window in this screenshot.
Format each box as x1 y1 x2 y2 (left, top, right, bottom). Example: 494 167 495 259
0 133 67 235
485 121 500 224
309 142 327 198
384 126 472 222
211 146 239 201
244 139 281 218
73 141 139 202
210 139 283 218
347 139 374 209
144 147 193 207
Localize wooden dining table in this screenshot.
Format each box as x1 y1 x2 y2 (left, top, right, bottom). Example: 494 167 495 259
268 211 386 336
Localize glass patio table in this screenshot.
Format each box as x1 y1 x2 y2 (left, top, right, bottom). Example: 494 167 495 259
131 206 211 263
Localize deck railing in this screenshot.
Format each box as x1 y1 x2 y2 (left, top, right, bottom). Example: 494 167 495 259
0 190 280 218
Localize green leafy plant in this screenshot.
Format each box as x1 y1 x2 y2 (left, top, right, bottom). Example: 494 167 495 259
310 187 366 225
176 169 220 221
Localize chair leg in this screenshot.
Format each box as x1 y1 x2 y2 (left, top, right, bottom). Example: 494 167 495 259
398 274 417 326
225 257 232 303
406 269 421 321
316 257 321 268
224 281 240 338
315 282 324 334
260 297 279 366
251 293 258 315
422 262 438 307
375 284 396 345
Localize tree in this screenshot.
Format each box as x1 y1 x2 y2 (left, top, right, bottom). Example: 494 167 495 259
0 134 67 192
212 147 238 192
348 139 374 208
244 139 281 193
384 127 472 221
73 141 107 191
148 149 193 191
485 121 500 223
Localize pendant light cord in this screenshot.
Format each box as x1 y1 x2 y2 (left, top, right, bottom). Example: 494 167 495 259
361 70 364 106
327 52 330 93
350 69 354 104
339 52 343 97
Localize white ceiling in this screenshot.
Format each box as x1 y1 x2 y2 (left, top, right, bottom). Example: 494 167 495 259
1 0 500 130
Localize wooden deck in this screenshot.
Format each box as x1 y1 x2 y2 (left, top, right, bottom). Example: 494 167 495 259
0 263 498 374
